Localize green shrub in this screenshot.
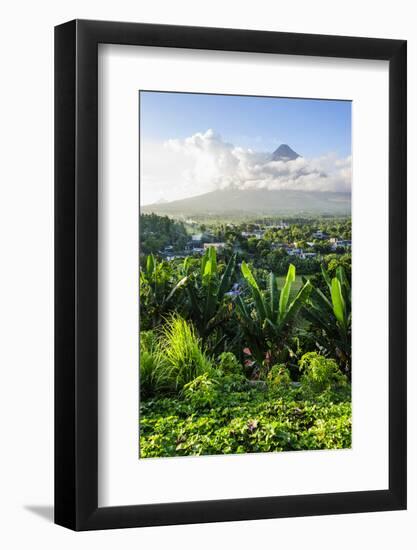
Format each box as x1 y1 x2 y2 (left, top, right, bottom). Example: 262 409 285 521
215 372 249 394
299 352 348 393
266 364 292 389
217 352 242 375
183 373 218 408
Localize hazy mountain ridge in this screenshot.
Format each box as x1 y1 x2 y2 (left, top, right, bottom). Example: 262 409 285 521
142 188 351 217
142 144 350 217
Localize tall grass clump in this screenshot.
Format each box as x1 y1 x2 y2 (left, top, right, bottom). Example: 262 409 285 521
158 315 213 392
142 315 213 395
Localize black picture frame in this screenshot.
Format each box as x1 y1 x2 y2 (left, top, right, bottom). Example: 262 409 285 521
55 19 407 531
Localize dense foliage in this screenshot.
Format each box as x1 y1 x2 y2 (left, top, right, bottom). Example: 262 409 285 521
140 360 351 457
139 214 352 458
140 213 188 255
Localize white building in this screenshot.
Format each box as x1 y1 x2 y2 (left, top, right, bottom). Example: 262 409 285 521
287 248 317 260
331 239 352 250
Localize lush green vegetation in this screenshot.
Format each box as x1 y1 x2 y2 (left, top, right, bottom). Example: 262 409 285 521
140 381 351 457
139 214 352 458
140 213 188 255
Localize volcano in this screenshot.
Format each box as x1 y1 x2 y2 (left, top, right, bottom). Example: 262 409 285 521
271 144 300 162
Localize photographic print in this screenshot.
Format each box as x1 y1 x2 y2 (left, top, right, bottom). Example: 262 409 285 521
139 91 352 459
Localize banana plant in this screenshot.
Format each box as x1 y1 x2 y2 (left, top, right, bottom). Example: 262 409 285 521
182 247 237 344
236 262 312 365
140 254 187 328
303 265 351 375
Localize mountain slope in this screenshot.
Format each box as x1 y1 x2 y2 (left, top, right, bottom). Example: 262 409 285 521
142 188 351 217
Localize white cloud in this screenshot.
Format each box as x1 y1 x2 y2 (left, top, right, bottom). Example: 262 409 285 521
141 129 351 204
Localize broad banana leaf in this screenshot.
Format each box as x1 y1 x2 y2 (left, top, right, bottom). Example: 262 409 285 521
241 261 268 320
146 253 155 276
166 276 188 302
331 277 346 332
269 272 279 316
321 263 332 293
284 280 312 325
217 254 236 300
279 263 296 322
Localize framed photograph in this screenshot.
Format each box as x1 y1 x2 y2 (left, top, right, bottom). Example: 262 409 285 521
55 19 407 530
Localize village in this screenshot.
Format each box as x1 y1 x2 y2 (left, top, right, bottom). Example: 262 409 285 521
158 221 352 262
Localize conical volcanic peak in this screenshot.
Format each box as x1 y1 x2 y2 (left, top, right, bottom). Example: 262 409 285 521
272 144 300 162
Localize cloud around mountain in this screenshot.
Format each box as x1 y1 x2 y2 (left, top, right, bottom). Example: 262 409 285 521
141 129 351 204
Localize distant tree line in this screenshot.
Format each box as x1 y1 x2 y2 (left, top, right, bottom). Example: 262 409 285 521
140 213 188 255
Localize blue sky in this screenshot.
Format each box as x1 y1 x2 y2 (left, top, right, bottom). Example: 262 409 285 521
139 91 352 205
140 91 351 158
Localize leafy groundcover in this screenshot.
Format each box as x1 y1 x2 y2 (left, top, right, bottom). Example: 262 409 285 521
140 374 351 458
